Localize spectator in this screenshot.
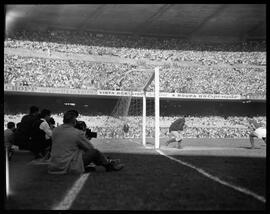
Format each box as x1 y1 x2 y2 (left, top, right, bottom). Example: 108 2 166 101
48 117 56 129
30 109 53 160
66 109 79 118
123 123 129 138
4 122 16 160
14 106 39 150
48 110 124 174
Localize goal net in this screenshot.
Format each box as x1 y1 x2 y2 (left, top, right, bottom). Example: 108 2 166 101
109 67 160 149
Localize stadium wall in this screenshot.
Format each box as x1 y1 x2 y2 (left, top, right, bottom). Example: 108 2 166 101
4 84 253 100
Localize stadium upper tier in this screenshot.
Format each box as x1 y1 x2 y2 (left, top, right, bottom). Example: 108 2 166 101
5 30 266 66
4 54 266 96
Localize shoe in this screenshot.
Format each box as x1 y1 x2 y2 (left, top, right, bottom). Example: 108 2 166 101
109 159 121 165
88 162 96 167
29 158 49 165
106 162 124 172
107 156 121 164
84 165 96 173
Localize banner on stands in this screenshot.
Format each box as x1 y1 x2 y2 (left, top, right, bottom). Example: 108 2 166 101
97 90 241 99
4 85 97 95
245 94 266 100
4 84 243 100
97 90 144 97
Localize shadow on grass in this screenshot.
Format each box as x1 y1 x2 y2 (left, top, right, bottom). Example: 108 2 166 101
5 151 81 210
5 148 265 210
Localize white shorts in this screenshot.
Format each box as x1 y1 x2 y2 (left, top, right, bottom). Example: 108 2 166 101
169 131 183 142
254 127 266 139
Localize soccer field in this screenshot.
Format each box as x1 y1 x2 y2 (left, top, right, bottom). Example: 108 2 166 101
5 138 266 210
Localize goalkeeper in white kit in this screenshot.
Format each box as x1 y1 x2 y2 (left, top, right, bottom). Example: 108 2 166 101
248 117 266 149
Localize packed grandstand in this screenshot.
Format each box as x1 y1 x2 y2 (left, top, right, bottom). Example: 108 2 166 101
4 30 266 96
4 29 266 139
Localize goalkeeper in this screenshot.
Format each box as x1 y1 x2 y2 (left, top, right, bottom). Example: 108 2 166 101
165 116 187 149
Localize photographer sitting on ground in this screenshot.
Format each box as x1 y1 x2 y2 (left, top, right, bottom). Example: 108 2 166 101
48 110 124 174
75 121 97 140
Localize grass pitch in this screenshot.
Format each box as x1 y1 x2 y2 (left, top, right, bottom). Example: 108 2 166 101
5 138 266 210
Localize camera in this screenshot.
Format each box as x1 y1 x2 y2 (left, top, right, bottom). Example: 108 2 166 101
75 120 97 140
85 128 97 139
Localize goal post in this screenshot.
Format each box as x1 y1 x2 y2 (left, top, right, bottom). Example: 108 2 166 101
142 67 160 149
110 66 160 149
154 67 160 149
142 90 146 146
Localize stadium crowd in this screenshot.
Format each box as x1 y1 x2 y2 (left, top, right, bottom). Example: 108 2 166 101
4 55 266 96
5 29 266 66
4 30 266 142
4 114 266 139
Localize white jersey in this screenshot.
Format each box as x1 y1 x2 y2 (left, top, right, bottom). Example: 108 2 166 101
254 127 266 139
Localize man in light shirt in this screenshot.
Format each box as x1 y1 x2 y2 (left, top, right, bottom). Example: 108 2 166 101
30 109 53 159
48 110 124 174
248 117 266 149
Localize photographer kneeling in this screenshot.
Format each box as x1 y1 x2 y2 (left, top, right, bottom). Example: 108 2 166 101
48 110 124 174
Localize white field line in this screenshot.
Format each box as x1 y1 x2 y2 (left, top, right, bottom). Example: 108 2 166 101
156 149 266 203
146 146 246 151
162 146 249 151
52 173 90 210
6 149 10 197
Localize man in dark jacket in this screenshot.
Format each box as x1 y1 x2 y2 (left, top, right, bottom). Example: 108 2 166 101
30 109 52 159
165 116 187 149
14 106 39 150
